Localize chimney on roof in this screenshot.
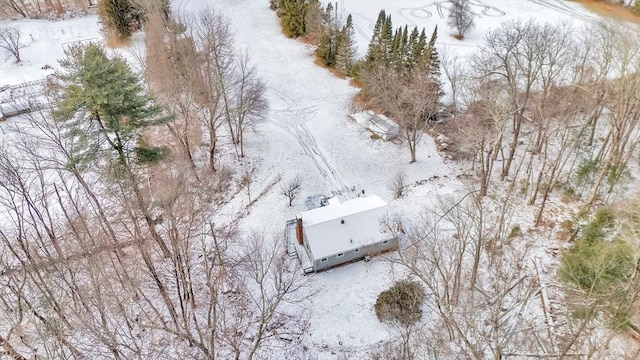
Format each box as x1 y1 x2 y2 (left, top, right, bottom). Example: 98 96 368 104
295 217 304 245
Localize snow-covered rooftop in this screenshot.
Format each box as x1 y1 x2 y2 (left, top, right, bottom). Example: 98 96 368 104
301 195 392 259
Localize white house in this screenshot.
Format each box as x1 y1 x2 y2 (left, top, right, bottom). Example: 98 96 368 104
288 195 397 273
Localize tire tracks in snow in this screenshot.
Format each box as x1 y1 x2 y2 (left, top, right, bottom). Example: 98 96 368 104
337 0 374 46
397 0 505 24
271 106 353 199
527 0 600 25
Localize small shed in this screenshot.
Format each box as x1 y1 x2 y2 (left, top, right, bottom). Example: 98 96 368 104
0 102 32 121
369 113 399 141
292 195 397 272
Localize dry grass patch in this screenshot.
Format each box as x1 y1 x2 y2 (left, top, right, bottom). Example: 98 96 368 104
569 0 640 23
312 57 347 79
105 33 132 48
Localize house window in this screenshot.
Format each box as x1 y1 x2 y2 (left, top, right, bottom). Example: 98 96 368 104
337 253 344 258
354 248 360 253
382 240 389 245
321 258 327 262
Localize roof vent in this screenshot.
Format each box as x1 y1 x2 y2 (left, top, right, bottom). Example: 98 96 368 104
340 219 345 224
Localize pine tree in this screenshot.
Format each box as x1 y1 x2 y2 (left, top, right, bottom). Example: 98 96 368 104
425 26 441 82
417 26 443 123
54 43 173 257
98 0 144 40
281 0 308 38
398 25 408 69
316 32 333 65
316 2 341 66
54 43 171 168
334 14 356 75
381 15 393 62
391 28 401 62
407 27 419 67
366 10 386 63
304 0 324 41
324 1 334 22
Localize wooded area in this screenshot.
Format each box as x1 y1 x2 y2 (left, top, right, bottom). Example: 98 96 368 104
0 0 640 358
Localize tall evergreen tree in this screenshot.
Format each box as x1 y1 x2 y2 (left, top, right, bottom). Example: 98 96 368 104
398 25 409 69
425 26 441 83
280 0 308 37
98 0 170 40
98 0 143 40
54 42 173 256
316 32 334 65
407 27 419 67
366 10 387 63
324 1 334 22
304 0 325 40
391 28 401 61
54 43 171 168
315 2 344 67
381 14 393 62
334 14 357 75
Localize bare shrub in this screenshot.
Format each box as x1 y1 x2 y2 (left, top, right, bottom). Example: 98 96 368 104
375 279 425 326
280 174 302 206
390 170 409 199
0 26 27 62
447 0 475 39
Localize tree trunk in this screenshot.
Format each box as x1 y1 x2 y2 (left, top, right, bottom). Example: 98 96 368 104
0 334 28 360
502 114 521 180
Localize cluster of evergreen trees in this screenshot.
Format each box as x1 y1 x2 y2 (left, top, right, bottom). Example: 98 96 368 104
315 3 356 75
270 0 317 38
365 10 440 76
98 0 170 40
271 0 357 75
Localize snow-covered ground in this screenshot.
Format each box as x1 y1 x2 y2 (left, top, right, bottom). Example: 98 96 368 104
0 0 636 358
338 0 599 58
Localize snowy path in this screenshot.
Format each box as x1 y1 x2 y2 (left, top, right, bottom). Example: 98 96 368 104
172 0 360 202
271 106 353 199
527 0 599 24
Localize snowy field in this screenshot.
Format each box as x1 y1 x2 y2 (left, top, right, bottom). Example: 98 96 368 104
0 0 636 358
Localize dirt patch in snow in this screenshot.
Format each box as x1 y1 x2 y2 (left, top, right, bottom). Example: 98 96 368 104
569 0 640 23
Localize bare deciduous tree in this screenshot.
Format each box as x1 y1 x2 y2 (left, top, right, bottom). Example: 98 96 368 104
185 8 235 172
231 53 268 158
585 24 640 204
0 26 28 62
440 46 464 119
389 170 409 199
145 12 202 178
362 63 440 163
280 174 302 206
0 100 308 359
453 77 511 197
383 192 606 358
447 0 474 40
471 20 546 181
